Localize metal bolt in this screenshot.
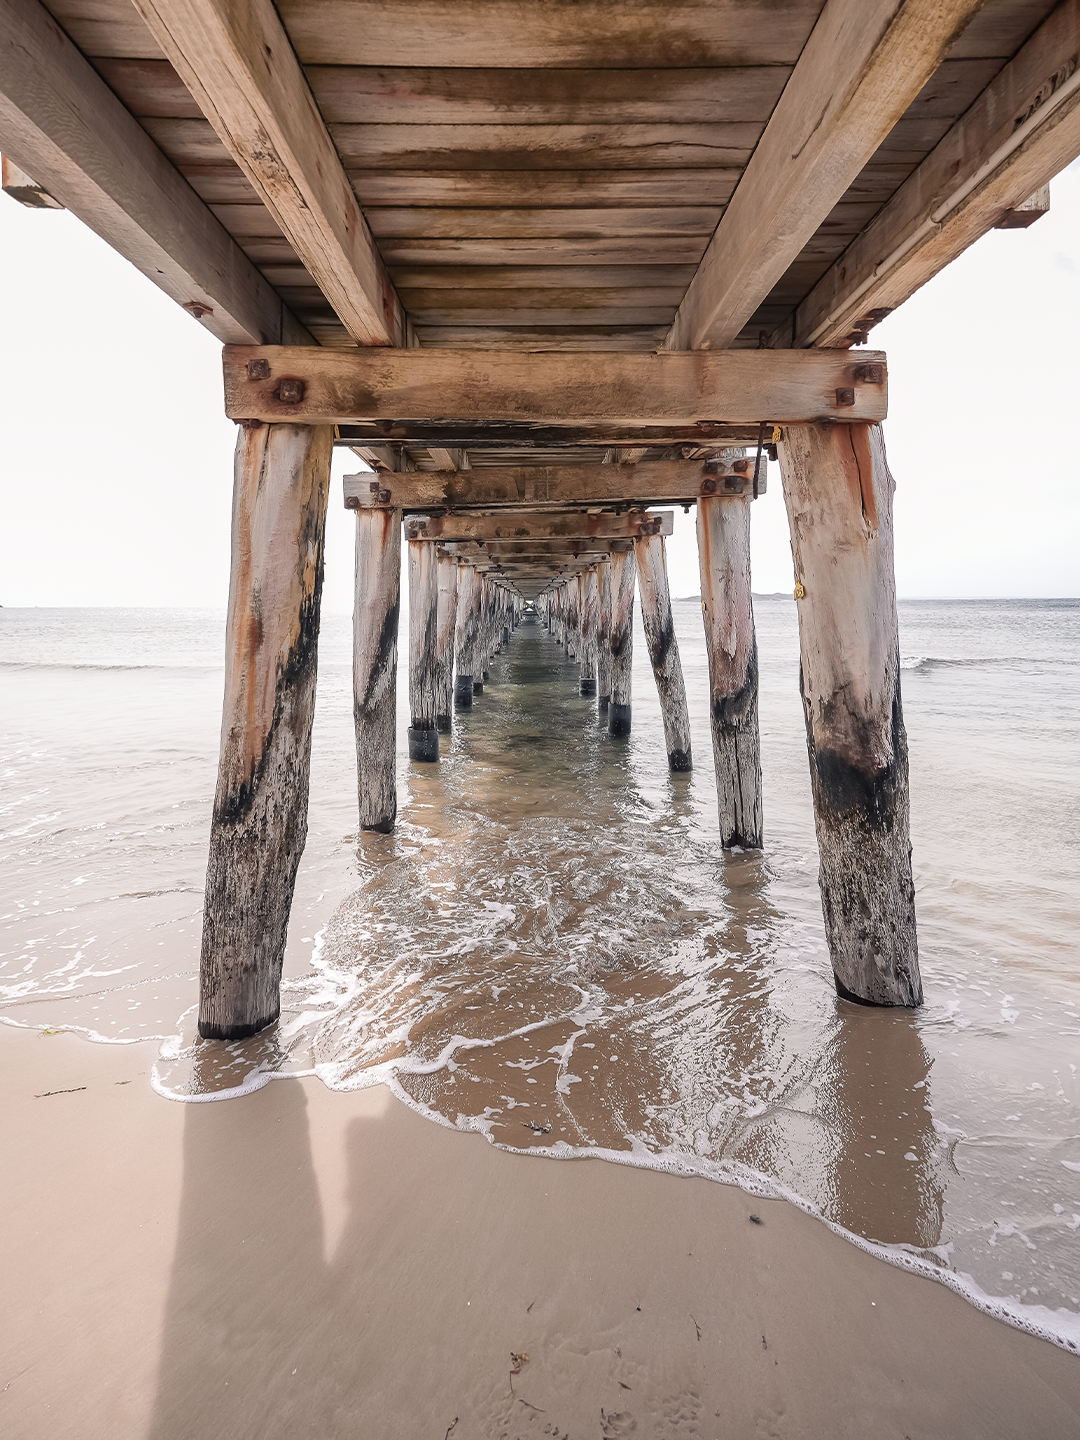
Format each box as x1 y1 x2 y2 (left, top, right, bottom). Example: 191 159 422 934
344 495 360 510
724 476 746 493
835 387 856 408
732 459 750 474
701 477 717 494
852 363 883 384
369 481 381 494
246 358 271 381
278 377 305 404
378 488 392 504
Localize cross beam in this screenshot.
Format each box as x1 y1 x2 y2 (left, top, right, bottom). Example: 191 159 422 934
403 510 675 542
343 459 766 514
224 347 887 427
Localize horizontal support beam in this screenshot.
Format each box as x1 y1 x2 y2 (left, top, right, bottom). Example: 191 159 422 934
403 510 674 542
225 346 886 427
788 0 1080 348
0 0 305 346
339 422 770 449
344 459 766 514
131 0 406 346
665 0 982 351
442 540 623 559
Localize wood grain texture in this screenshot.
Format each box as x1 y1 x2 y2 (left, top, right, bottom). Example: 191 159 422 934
453 563 477 706
365 200 724 230
343 460 763 511
405 511 673 543
0 0 304 346
224 347 889 426
788 0 1080 346
778 422 922 1008
199 421 333 1039
596 558 612 708
277 1 821 68
353 507 401 833
579 567 599 694
130 0 405 345
635 534 692 771
665 0 983 351
608 547 636 735
435 550 459 732
407 538 440 753
696 495 762 848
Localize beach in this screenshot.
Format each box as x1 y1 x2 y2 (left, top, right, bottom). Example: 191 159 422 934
3 595 1080 1431
4 1022 1080 1439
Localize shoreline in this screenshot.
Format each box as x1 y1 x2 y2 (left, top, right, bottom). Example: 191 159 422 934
3 1024 1078 1438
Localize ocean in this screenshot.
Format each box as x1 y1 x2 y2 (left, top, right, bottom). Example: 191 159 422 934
2 596 1079 1348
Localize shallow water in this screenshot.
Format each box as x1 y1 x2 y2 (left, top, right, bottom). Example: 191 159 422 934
3 598 1079 1344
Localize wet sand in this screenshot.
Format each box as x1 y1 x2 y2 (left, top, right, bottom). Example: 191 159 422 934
3 1025 1078 1439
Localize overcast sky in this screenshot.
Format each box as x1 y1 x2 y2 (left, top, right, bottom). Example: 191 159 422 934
2 160 1078 612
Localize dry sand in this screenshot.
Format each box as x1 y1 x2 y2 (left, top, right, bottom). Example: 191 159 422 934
2 1024 1078 1440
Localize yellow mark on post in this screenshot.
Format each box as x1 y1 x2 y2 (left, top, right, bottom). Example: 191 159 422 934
794 582 806 600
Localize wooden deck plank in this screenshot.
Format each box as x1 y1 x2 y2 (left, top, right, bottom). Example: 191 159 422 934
378 237 710 266
306 65 789 125
277 0 823 68
348 171 738 207
328 123 760 172
387 265 699 290
365 207 721 240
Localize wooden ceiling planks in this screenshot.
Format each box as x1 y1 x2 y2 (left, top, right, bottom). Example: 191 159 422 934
21 0 1073 363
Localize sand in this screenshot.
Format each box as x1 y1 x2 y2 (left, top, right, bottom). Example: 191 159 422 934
2 1024 1078 1439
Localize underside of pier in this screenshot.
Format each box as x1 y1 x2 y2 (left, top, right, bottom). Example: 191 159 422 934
4 0 1079 1032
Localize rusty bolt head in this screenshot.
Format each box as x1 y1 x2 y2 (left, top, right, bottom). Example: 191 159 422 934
278 377 305 404
369 481 381 494
247 358 271 381
724 476 746 493
732 459 750 474
702 477 717 494
344 495 360 510
703 459 722 474
378 488 392 504
852 363 883 384
835 387 856 408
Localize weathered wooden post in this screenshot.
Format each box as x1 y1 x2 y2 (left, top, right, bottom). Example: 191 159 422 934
635 532 692 771
199 422 332 1040
596 557 612 712
470 569 487 693
454 563 476 709
579 566 599 697
407 537 439 761
352 504 401 835
778 422 922 1008
435 548 458 733
566 579 578 659
697 493 762 847
608 543 635 736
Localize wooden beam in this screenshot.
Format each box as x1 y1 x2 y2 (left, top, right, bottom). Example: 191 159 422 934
344 460 762 513
225 346 886 426
0 0 304 346
664 0 982 352
786 1 1080 348
130 0 406 346
403 511 674 543
442 541 619 559
426 447 470 471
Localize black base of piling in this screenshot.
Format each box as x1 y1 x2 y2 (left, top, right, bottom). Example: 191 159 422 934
608 702 631 736
483 668 491 681
435 713 452 733
598 694 610 712
408 727 440 762
473 679 484 694
454 675 473 709
579 678 597 697
503 626 510 644
668 748 693 772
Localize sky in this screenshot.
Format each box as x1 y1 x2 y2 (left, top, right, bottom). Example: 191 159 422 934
2 160 1078 611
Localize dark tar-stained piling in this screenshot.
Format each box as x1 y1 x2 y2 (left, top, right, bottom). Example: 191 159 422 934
353 504 401 834
778 421 922 1008
635 532 692 771
608 545 636 736
199 422 332 1041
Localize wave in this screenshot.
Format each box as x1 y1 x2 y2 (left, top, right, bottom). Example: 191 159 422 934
900 654 1080 672
0 661 223 673
150 1049 1080 1359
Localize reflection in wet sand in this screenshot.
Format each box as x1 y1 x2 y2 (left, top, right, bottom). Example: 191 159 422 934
153 615 1080 1326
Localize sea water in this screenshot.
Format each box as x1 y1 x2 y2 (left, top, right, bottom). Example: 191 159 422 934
2 598 1079 1348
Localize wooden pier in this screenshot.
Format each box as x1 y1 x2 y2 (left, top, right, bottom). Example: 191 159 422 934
6 0 1079 1033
